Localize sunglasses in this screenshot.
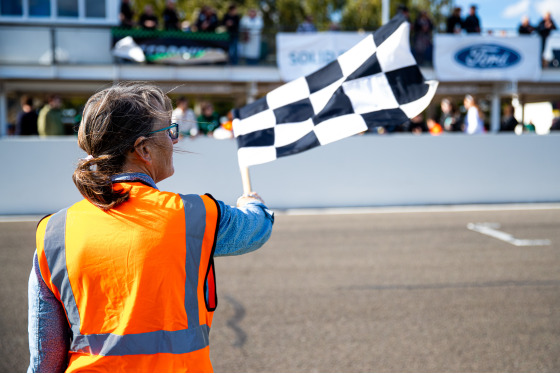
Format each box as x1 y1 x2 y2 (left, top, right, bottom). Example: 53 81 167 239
149 123 179 140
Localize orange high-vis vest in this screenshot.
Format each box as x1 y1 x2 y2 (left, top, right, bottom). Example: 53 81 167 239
36 182 220 373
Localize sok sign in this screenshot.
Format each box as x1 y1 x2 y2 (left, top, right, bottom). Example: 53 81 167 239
276 32 369 82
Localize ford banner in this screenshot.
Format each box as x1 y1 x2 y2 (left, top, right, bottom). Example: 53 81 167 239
434 35 541 81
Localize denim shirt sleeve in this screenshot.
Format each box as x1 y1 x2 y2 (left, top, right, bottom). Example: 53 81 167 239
28 251 70 373
214 200 274 257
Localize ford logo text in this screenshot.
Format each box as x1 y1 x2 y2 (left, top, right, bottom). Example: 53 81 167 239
454 44 521 69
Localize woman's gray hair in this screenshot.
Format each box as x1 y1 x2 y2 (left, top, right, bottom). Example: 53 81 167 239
72 82 172 210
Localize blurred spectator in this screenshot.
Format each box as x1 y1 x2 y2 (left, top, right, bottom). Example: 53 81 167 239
550 116 560 131
397 4 410 21
328 22 341 31
172 97 198 137
181 20 192 32
500 104 518 132
16 96 38 136
139 5 158 30
463 94 485 134
222 4 240 65
197 102 221 135
240 8 264 65
162 0 180 31
213 111 234 140
119 0 134 28
440 98 462 132
537 11 557 61
220 111 233 132
518 16 535 35
446 7 463 34
463 5 481 34
413 11 434 66
427 118 443 135
524 121 536 132
408 114 428 134
38 94 64 136
297 15 317 33
196 5 219 32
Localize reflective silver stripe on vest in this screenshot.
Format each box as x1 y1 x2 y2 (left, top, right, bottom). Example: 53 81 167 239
42 195 212 356
43 209 82 338
72 325 210 356
179 194 206 330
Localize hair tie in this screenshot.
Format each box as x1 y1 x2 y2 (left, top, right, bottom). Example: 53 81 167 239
81 155 97 171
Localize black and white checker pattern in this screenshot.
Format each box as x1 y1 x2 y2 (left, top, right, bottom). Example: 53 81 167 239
232 14 438 167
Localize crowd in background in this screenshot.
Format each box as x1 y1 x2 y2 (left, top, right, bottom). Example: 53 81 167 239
171 97 234 140
395 4 557 67
6 3 560 137
116 1 558 67
119 0 263 65
11 94 65 136
394 95 518 136
9 92 560 138
370 95 517 136
8 94 237 139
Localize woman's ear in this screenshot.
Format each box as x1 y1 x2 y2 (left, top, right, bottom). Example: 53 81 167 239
132 137 153 165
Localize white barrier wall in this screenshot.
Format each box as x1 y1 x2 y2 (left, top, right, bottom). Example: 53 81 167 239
1 134 559 215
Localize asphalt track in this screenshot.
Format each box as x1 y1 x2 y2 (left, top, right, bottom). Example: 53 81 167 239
1 206 559 372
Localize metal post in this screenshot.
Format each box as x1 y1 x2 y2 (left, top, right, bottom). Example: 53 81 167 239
490 86 501 133
246 81 257 104
0 84 7 137
520 96 526 125
382 0 390 25
51 27 57 65
511 81 522 125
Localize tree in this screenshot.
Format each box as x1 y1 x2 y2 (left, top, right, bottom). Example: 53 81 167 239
340 0 383 31
127 0 452 32
131 0 256 28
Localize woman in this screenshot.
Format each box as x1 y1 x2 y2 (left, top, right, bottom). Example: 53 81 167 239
239 8 263 65
439 98 462 132
463 94 485 134
196 102 221 136
28 82 274 372
172 96 198 137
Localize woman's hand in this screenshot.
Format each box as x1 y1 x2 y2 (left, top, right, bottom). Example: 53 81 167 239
237 192 265 207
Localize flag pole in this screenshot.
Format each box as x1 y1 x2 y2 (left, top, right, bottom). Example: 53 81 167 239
240 165 252 195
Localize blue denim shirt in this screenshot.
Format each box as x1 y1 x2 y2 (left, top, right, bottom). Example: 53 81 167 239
28 173 274 372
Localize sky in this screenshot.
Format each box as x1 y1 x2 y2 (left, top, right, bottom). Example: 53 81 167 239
453 0 560 31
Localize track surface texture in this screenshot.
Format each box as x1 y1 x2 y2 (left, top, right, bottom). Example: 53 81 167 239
2 207 559 372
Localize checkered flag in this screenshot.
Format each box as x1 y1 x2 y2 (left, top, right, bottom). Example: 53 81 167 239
232 14 438 167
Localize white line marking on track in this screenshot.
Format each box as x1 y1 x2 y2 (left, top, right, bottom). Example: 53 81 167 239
0 215 43 223
279 203 560 216
467 222 551 246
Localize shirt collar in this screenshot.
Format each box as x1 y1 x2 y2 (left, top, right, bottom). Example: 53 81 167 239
111 172 158 190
